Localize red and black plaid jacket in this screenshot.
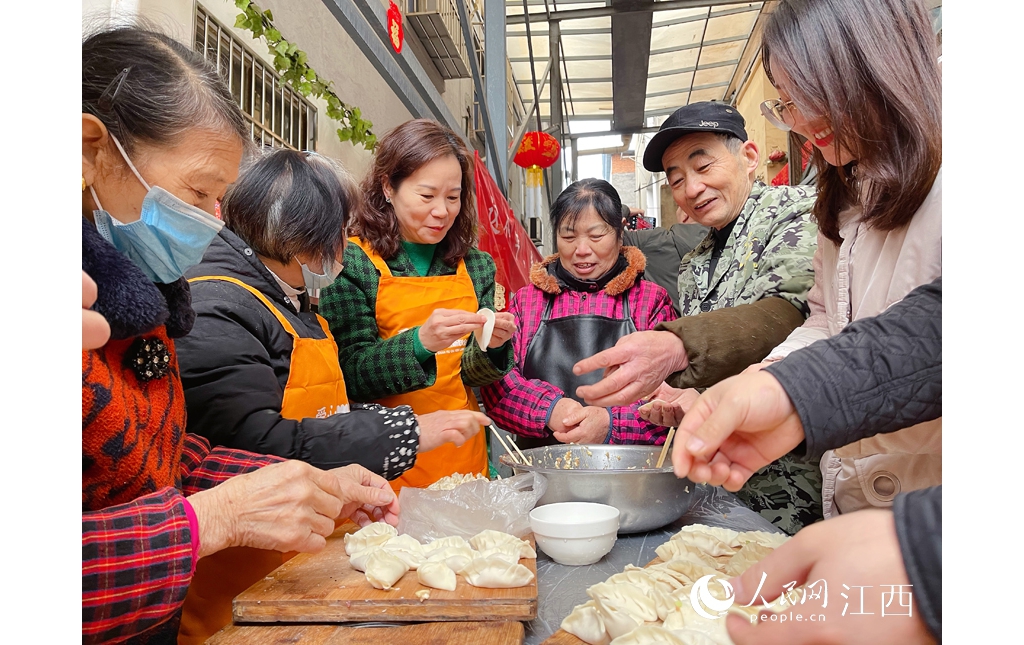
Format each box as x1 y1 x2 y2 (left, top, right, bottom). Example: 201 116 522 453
82 434 281 644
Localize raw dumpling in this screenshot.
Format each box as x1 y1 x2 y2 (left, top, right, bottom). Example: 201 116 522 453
735 530 788 550
424 535 471 556
592 594 641 641
417 560 457 591
478 542 527 564
655 540 720 567
722 542 774 577
586 582 659 623
344 522 397 556
649 558 719 586
425 545 476 573
560 600 610 645
364 549 409 590
462 555 534 588
350 545 383 573
469 529 537 558
608 625 689 645
381 534 426 570
673 524 739 546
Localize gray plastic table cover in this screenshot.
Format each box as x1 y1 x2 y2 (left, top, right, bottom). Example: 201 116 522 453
525 484 784 645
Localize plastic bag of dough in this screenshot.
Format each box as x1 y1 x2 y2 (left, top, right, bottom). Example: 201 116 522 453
344 522 397 555
424 545 476 573
417 560 457 591
462 555 534 588
560 600 611 645
364 550 409 590
469 529 537 558
398 472 547 543
381 534 426 570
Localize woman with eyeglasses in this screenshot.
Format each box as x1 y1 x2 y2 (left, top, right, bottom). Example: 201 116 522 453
752 0 942 520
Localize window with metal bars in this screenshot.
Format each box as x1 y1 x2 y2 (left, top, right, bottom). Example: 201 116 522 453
194 5 317 151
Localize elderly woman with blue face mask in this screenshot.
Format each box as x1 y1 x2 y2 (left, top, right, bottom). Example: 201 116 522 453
82 27 401 645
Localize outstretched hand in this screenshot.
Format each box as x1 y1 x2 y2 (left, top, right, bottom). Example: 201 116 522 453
671 371 805 491
572 331 688 407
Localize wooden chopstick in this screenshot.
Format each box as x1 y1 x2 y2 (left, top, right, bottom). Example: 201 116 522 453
489 424 522 465
508 435 531 465
656 427 677 469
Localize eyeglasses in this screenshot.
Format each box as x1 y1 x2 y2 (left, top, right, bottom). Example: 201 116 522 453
760 98 797 131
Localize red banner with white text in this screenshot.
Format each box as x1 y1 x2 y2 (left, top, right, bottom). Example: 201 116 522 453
474 152 542 311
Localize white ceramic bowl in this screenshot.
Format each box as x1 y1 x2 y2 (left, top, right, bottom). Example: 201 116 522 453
529 502 620 566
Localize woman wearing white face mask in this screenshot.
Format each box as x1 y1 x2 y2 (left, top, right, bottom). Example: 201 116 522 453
176 148 489 477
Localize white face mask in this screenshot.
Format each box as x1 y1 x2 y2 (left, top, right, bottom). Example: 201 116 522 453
301 259 344 298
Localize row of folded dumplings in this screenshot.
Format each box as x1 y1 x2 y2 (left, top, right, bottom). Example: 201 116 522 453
343 523 536 592
561 524 789 645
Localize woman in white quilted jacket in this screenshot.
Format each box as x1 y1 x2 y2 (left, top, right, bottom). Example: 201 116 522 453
753 0 942 518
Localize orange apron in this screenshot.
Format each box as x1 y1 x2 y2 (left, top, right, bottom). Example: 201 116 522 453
351 238 488 492
178 275 349 645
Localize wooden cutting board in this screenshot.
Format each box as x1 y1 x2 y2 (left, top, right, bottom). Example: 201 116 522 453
233 524 538 623
208 620 525 644
540 557 665 645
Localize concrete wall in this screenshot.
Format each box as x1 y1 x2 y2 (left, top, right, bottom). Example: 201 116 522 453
83 0 483 180
734 57 789 185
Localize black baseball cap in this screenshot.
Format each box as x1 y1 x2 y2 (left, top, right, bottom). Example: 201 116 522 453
642 102 748 172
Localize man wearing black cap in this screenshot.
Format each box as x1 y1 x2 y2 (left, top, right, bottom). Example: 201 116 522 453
574 101 820 533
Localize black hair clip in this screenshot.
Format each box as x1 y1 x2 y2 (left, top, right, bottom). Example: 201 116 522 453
98 67 131 112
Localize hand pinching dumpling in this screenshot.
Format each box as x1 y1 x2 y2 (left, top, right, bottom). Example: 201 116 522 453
417 560 457 591
462 555 534 588
364 549 409 590
344 522 397 556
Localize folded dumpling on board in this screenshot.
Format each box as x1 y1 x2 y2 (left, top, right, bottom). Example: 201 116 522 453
462 555 534 588
364 549 409 590
350 545 383 573
654 540 721 568
608 625 687 645
381 534 426 570
586 582 659 623
734 530 788 550
478 542 527 564
344 522 397 556
423 535 471 557
424 545 476 573
560 600 610 645
722 542 775 578
648 558 720 587
469 529 537 558
592 594 642 641
417 560 457 591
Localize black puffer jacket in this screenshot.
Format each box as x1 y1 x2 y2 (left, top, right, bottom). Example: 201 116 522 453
176 228 420 479
767 277 941 640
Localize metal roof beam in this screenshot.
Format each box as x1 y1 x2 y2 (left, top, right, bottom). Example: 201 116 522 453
650 32 747 55
506 0 759 25
611 0 654 131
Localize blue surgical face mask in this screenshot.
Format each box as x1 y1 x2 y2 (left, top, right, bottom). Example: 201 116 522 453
301 259 343 298
90 134 224 283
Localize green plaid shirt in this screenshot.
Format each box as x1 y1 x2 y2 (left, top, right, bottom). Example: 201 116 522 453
320 243 514 403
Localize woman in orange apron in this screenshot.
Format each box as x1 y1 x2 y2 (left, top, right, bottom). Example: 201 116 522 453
320 119 516 492
174 149 484 643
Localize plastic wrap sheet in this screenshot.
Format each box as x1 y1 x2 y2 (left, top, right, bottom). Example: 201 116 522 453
398 472 548 543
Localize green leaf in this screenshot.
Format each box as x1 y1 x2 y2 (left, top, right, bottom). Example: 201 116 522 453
250 21 264 37
234 0 251 9
275 54 292 71
352 107 361 119
266 28 281 42
274 41 289 55
299 81 312 95
337 128 352 142
263 9 274 21
287 43 299 56
298 52 310 67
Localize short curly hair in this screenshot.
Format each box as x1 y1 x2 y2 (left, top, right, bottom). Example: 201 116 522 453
351 119 477 267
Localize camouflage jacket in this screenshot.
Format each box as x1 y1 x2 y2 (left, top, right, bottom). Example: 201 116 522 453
677 181 817 317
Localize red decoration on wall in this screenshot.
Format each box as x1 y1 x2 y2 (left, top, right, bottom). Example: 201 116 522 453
387 1 404 54
513 131 561 169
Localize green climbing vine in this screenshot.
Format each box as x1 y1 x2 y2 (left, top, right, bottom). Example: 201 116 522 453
232 0 376 150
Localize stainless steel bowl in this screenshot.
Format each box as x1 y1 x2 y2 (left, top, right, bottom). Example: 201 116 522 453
499 445 696 534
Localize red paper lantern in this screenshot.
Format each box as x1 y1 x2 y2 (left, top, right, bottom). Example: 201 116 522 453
387 1 404 54
513 131 560 169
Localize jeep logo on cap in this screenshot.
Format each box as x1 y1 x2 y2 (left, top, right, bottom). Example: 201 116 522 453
700 120 719 127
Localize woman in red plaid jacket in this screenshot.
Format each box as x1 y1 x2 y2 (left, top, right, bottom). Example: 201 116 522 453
481 179 678 448
81 28 398 644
